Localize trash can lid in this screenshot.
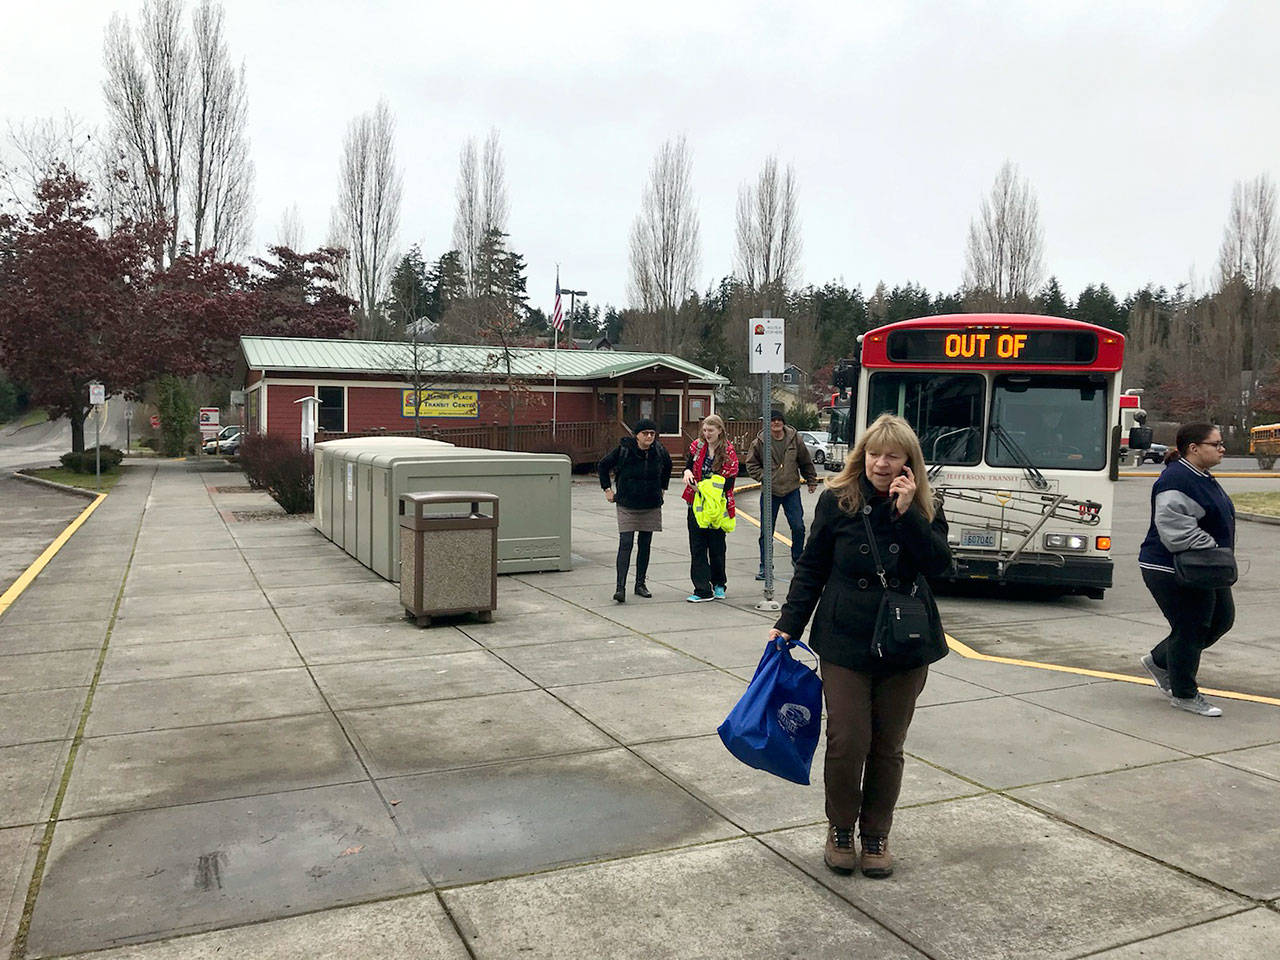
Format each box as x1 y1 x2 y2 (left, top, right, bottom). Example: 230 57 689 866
399 490 500 504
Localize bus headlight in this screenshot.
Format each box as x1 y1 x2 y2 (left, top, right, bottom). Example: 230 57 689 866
1044 533 1087 552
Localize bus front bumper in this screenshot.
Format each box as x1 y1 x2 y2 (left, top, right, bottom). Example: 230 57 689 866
943 552 1114 591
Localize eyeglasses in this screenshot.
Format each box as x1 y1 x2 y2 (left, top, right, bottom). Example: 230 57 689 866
1197 441 1226 449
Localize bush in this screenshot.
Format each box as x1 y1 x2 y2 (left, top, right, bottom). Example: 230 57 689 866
786 403 821 431
60 446 125 473
0 374 18 422
239 433 313 513
156 375 197 457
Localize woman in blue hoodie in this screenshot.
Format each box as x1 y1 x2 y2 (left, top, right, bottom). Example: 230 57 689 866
1137 422 1235 717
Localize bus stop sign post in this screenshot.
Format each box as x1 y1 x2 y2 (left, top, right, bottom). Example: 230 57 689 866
749 314 785 611
88 381 105 483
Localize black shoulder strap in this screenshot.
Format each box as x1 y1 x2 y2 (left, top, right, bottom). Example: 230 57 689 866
860 507 888 588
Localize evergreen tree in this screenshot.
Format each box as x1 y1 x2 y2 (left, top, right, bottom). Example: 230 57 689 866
1074 283 1125 334
1037 276 1071 316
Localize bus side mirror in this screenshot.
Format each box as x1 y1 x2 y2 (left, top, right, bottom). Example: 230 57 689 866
1128 425 1153 451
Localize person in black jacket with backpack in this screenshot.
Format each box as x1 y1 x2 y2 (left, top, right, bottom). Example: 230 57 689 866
598 418 673 603
770 414 951 880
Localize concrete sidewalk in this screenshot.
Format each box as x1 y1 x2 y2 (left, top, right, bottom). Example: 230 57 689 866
1 460 1278 959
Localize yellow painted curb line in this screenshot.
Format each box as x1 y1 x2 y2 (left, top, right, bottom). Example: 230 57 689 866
0 493 106 617
945 633 1280 707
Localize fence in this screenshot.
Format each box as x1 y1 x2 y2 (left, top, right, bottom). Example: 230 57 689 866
314 419 624 468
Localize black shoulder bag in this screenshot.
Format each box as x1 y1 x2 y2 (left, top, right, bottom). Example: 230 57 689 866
862 509 935 664
1173 547 1237 589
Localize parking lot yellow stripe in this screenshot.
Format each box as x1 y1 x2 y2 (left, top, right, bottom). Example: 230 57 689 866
0 493 106 617
945 634 1280 706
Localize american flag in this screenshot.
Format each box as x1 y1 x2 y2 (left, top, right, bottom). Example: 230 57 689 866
552 272 564 333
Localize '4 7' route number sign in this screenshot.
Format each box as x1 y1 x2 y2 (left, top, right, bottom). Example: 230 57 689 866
748 317 785 374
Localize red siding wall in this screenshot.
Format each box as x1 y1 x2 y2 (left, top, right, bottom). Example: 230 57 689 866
260 379 714 440
266 383 313 439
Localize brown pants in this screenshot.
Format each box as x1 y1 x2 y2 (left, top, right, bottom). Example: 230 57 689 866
820 659 929 836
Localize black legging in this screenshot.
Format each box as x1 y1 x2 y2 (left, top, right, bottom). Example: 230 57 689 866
1142 568 1235 698
617 530 653 590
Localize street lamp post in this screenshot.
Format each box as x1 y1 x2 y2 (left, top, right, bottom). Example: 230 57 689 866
562 289 587 345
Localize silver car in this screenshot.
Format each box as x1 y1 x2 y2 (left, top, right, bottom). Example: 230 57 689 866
798 430 830 467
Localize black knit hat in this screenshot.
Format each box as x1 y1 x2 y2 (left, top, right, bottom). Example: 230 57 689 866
769 409 786 424
633 417 659 434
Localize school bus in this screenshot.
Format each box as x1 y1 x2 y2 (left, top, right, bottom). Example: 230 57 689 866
1250 423 1280 470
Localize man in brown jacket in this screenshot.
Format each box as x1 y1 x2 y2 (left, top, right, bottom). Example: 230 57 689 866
746 409 818 579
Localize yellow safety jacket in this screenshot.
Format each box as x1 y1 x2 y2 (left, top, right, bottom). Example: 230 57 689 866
692 476 737 532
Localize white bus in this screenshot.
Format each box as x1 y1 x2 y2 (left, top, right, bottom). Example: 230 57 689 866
827 314 1127 598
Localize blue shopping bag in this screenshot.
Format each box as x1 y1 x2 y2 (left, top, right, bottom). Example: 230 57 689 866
717 636 823 785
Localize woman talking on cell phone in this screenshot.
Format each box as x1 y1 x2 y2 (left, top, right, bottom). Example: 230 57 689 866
769 414 951 879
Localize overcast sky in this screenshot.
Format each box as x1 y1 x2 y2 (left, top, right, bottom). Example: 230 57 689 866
3 0 1278 319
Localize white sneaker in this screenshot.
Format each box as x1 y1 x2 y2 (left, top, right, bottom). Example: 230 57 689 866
1170 693 1222 717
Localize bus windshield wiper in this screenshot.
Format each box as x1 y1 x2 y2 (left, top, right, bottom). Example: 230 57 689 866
989 421 1049 491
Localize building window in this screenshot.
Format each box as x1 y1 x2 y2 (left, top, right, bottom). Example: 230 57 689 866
659 395 680 434
317 386 344 432
689 397 707 422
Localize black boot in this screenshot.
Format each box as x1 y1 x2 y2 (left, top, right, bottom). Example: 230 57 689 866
615 532 634 604
633 532 652 598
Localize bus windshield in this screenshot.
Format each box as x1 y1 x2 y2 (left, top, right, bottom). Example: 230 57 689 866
987 375 1107 471
867 372 985 465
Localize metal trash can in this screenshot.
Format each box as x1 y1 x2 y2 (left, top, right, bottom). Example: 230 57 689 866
399 491 499 627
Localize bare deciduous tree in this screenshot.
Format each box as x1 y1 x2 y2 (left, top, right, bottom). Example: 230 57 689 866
628 135 701 354
335 99 402 336
189 0 253 257
0 115 95 211
734 155 801 305
102 0 253 263
452 129 508 299
275 203 304 251
963 160 1044 304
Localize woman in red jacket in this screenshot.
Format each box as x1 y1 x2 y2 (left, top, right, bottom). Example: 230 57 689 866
681 414 738 602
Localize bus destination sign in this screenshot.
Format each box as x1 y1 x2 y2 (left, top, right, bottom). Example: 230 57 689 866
886 328 1098 365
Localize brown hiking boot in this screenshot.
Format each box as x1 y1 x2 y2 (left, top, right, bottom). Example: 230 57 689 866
860 834 893 878
824 825 857 875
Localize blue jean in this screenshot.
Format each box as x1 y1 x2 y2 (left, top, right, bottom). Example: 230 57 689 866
759 487 805 569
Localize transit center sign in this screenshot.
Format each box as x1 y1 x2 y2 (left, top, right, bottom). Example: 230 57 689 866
402 389 479 419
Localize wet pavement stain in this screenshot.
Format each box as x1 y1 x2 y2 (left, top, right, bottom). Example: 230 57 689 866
195 851 227 891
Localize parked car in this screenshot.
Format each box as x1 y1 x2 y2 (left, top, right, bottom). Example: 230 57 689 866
204 429 241 455
1139 442 1168 464
798 430 829 467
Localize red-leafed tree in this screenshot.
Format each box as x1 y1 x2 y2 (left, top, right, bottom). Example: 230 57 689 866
0 169 355 451
0 167 165 451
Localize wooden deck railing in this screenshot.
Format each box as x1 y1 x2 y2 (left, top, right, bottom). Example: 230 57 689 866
315 419 626 467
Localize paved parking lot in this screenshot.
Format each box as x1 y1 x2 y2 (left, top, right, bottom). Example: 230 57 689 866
1 460 1277 959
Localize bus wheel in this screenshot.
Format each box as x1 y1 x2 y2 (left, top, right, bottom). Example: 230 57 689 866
1259 456 1276 471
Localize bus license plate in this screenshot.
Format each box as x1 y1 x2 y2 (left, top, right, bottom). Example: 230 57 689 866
961 529 998 548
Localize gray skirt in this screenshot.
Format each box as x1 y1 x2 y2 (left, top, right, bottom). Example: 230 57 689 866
616 504 663 533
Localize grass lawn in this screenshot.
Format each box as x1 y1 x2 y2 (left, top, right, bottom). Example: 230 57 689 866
25 467 122 494
1231 491 1280 517
16 408 49 428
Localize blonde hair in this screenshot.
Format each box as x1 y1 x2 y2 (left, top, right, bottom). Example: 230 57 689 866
828 413 935 520
699 414 726 450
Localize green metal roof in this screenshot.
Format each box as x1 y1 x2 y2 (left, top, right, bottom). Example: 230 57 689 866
239 336 727 384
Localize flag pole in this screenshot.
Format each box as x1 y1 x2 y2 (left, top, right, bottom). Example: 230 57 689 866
552 265 559 437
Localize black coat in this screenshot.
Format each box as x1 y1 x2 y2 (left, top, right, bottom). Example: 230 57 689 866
775 477 952 674
598 437 672 510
